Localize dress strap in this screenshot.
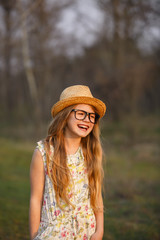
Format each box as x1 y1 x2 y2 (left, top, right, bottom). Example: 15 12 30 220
36 140 48 175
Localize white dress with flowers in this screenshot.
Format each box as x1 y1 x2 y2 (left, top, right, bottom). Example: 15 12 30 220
33 140 96 240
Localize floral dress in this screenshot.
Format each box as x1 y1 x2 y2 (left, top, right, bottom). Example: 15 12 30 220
33 140 96 240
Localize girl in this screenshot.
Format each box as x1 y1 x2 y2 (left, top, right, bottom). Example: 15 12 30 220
29 85 106 240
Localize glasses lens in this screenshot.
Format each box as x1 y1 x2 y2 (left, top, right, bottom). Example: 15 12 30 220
89 113 96 123
75 110 86 120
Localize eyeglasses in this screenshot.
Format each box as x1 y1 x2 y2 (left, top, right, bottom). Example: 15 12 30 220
71 109 100 124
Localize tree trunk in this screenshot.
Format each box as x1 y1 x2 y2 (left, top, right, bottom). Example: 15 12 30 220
18 0 43 135
4 9 13 114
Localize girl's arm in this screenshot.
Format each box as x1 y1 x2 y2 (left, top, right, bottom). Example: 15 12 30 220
91 147 104 240
91 193 104 240
29 149 45 240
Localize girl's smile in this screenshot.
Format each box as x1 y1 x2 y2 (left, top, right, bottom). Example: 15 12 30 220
77 123 89 131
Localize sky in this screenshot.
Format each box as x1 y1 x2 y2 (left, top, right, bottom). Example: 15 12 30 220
52 0 105 56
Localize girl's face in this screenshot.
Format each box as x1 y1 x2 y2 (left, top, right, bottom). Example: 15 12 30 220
65 104 95 139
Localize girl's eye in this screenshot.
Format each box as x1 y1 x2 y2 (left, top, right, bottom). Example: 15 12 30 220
90 114 95 119
77 111 85 116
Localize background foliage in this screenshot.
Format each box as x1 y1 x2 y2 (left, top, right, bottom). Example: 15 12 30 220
0 0 160 125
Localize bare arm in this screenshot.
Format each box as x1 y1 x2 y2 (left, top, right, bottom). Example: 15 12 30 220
90 193 104 240
29 149 45 240
91 148 104 240
94 194 104 239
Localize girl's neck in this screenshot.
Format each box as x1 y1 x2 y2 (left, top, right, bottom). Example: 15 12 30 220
64 137 81 155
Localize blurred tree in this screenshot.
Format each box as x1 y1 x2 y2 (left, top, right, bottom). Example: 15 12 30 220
0 0 16 115
0 0 159 129
94 0 160 119
25 0 74 121
18 0 43 130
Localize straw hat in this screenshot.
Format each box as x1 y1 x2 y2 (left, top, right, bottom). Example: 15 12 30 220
51 85 106 118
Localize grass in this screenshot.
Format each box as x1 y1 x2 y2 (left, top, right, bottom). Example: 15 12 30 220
0 139 32 240
0 115 160 240
102 115 160 240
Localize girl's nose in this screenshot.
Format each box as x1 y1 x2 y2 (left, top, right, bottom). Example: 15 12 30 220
83 114 90 122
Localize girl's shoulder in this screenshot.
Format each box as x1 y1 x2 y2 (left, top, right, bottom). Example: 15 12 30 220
36 139 54 158
36 139 47 157
36 139 49 173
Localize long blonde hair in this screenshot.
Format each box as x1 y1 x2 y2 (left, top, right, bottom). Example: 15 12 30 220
44 105 104 211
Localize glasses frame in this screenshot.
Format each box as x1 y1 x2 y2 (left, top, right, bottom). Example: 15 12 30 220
71 109 100 124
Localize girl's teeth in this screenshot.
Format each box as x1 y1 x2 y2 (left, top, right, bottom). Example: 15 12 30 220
78 125 88 129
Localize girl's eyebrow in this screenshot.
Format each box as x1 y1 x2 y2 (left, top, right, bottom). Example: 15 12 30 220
74 109 96 114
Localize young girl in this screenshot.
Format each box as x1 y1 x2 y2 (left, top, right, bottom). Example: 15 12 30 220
29 85 106 240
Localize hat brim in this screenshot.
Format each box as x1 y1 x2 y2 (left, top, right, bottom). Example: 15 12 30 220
51 96 106 118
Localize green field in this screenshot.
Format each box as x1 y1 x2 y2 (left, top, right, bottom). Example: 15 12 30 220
0 116 160 240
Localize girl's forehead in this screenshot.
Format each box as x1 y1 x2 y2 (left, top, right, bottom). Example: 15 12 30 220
74 104 95 112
